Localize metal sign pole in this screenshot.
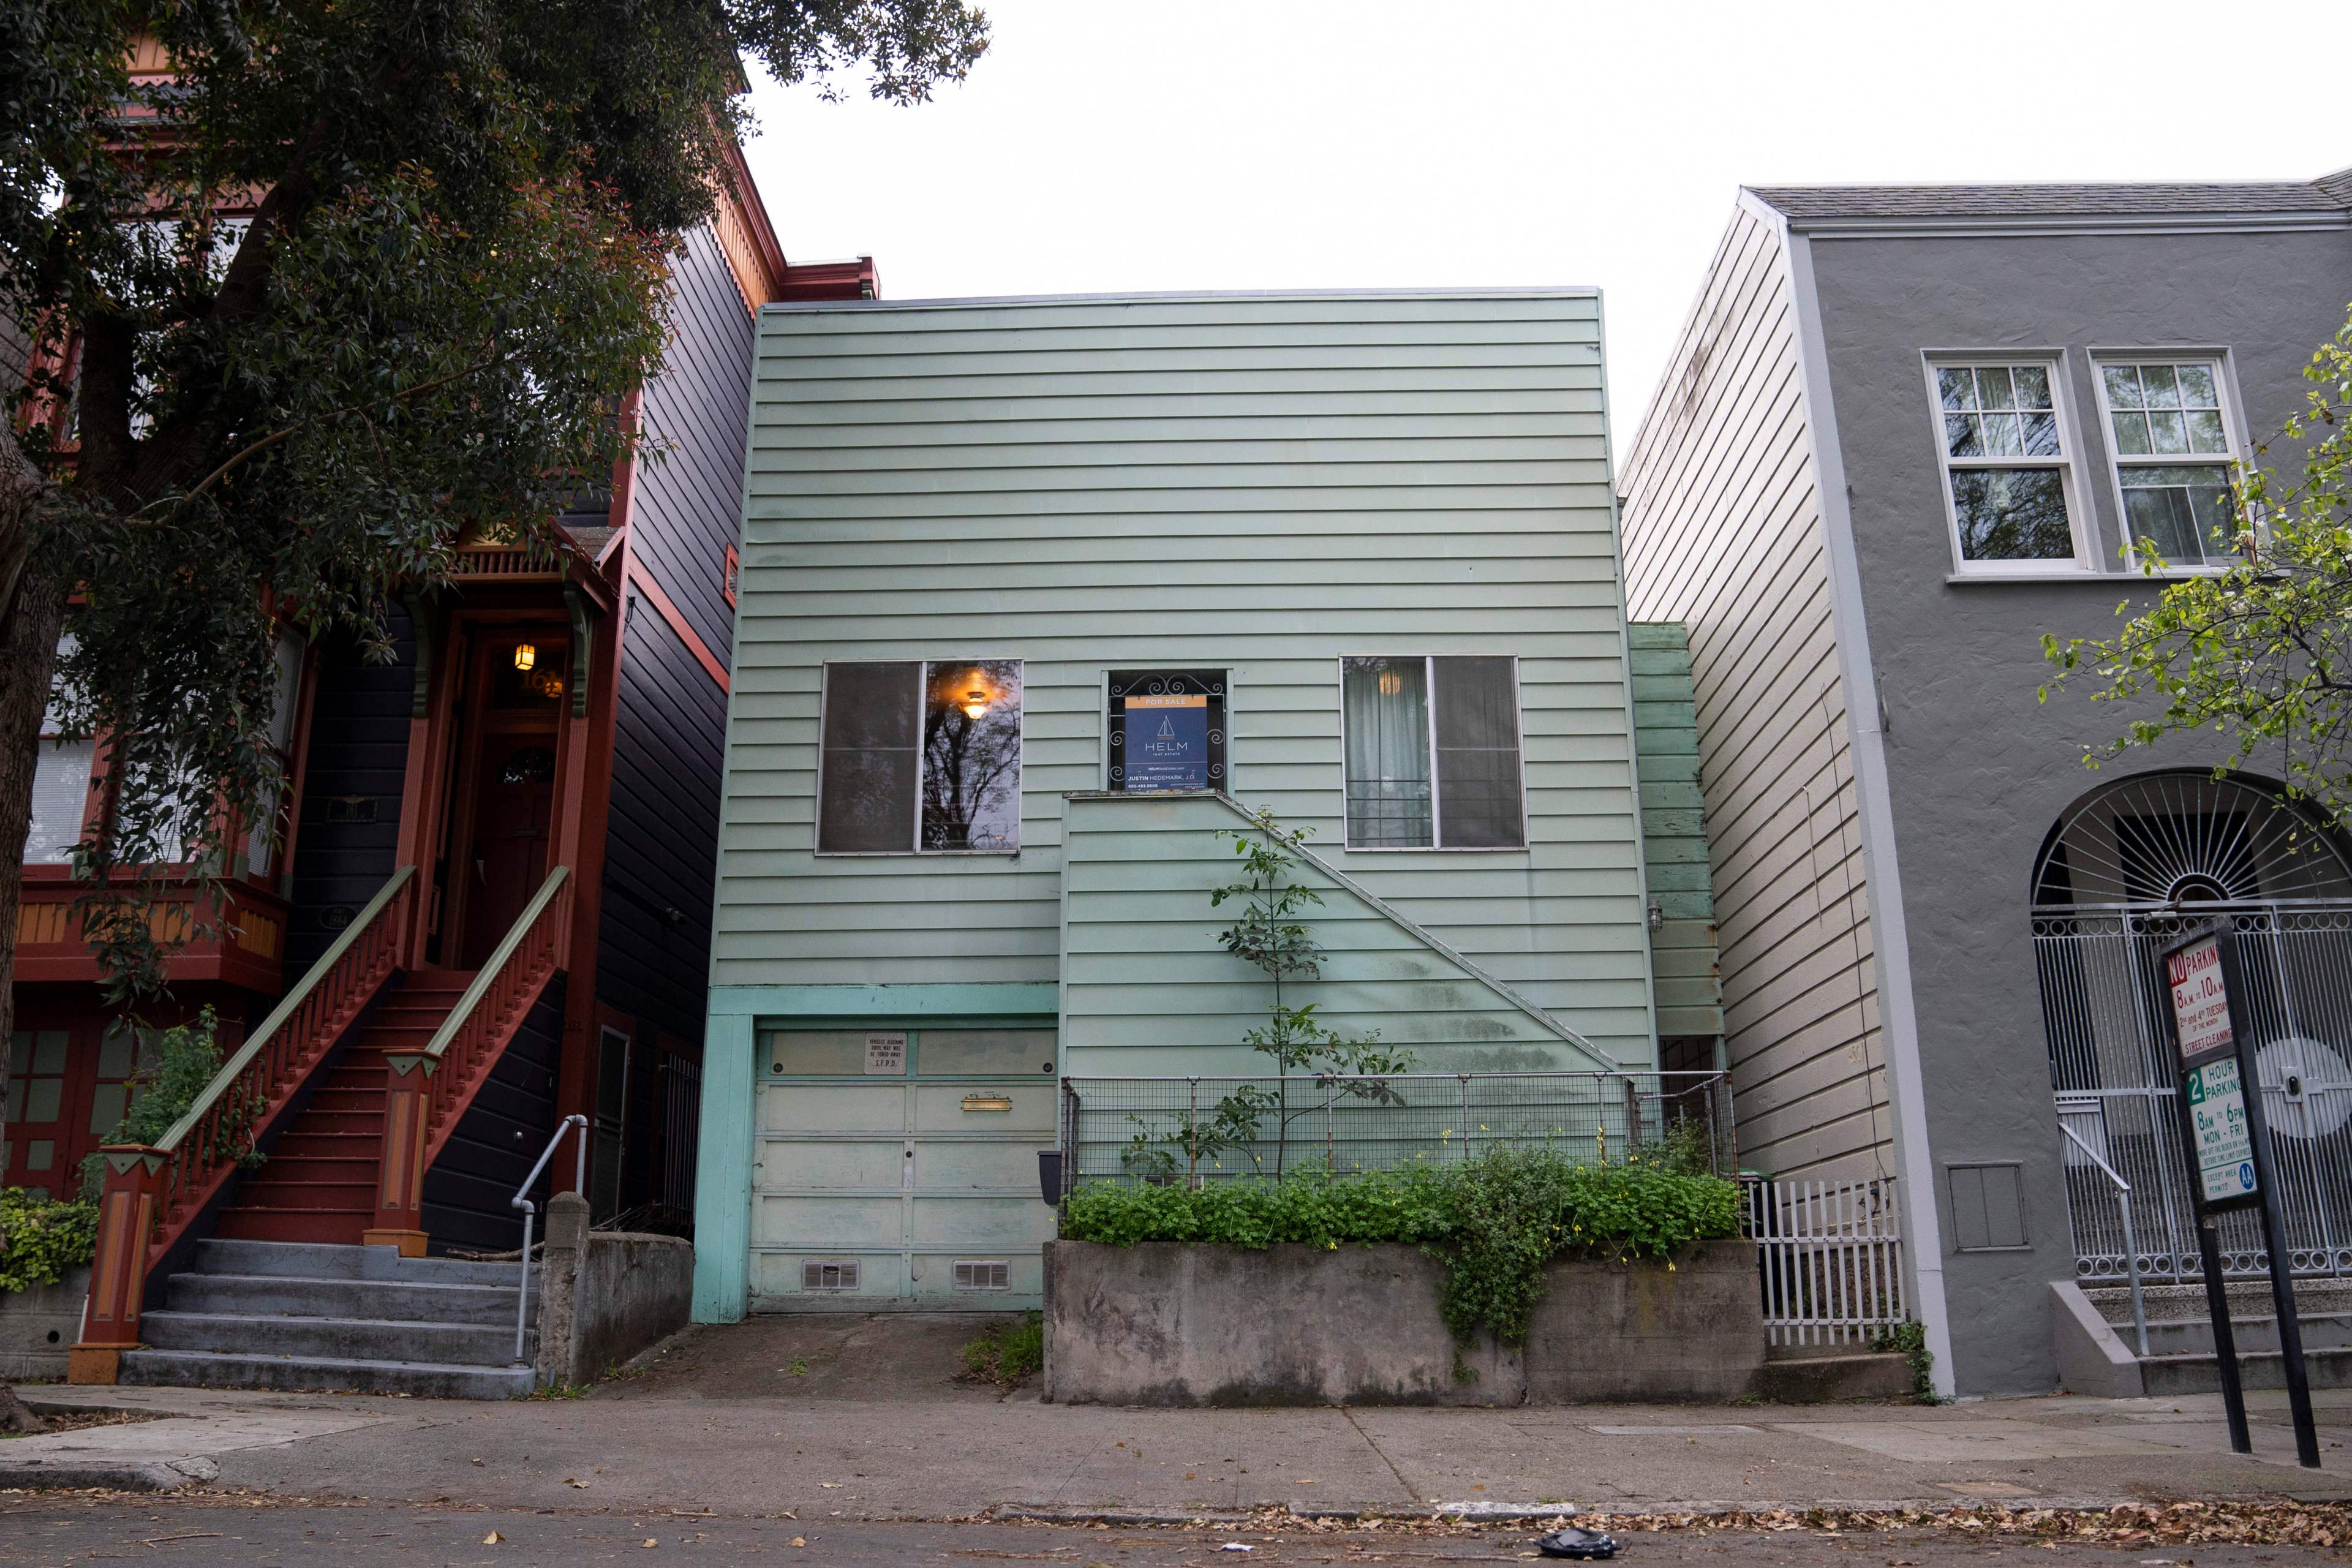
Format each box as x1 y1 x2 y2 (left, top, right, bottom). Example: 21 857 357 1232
2216 928 2322 1469
2158 919 2320 1469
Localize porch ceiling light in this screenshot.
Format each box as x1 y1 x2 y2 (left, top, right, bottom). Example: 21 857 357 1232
961 687 990 720
513 643 537 673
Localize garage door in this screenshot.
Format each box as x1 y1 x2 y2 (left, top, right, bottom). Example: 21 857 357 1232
750 1025 1058 1310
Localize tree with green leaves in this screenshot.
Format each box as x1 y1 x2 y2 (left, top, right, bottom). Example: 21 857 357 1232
2040 306 2352 816
0 0 984 1433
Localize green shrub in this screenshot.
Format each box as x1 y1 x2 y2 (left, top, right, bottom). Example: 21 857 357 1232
1058 1148 1742 1348
0 1188 100 1293
77 1007 262 1200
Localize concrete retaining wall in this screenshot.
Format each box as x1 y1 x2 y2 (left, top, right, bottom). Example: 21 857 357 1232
1 1266 90 1381
533 1196 693 1388
1043 1239 1762 1406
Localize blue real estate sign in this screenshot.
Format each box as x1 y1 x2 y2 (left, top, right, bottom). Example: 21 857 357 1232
1125 694 1210 791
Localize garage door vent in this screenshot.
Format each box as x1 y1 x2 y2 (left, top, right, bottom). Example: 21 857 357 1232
801 1260 859 1291
952 1260 1011 1291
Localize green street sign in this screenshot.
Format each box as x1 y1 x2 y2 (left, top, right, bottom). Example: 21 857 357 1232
2185 1055 2258 1204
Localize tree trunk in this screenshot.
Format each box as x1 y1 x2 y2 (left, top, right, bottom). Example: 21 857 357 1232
0 431 64 1436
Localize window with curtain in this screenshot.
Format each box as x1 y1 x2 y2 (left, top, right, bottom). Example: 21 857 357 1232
817 659 1023 854
26 634 92 865
1341 656 1525 850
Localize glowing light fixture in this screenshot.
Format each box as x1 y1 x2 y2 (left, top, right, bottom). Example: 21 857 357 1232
1378 667 1403 697
961 687 990 720
513 643 537 673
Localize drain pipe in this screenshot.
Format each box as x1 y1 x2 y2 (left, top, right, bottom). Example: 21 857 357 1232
511 1114 590 1366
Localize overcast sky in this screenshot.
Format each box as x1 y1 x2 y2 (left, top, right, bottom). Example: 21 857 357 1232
742 0 2329 442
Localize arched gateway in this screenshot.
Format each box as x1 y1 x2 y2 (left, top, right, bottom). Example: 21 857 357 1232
2034 770 2352 1281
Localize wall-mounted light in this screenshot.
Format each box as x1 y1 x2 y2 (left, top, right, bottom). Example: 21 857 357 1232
961 688 990 720
513 643 537 673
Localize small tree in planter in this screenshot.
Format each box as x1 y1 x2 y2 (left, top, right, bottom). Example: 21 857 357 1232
1212 807 1417 1178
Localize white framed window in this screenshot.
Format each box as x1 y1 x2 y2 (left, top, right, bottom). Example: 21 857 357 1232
25 635 94 867
1924 357 2086 573
243 629 307 878
816 659 1023 854
2092 356 2242 570
1340 655 1525 851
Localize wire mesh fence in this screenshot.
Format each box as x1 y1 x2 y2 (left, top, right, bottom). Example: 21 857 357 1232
1059 1071 1735 1186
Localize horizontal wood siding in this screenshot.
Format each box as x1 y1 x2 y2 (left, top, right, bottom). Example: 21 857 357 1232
595 598 726 1044
631 224 756 665
419 973 564 1256
1628 622 1723 1043
1061 792 1597 1074
718 292 1654 1065
1618 213 1891 1181
283 604 417 981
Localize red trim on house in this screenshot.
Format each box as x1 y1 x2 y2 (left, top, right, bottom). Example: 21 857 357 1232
624 559 729 695
721 543 738 609
717 137 790 299
778 257 880 301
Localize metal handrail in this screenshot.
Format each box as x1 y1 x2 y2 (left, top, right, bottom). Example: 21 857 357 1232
154 865 417 1152
510 1113 589 1366
2061 1123 2150 1356
422 864 571 1065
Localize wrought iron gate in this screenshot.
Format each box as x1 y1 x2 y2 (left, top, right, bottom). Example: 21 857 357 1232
2037 903 2352 1282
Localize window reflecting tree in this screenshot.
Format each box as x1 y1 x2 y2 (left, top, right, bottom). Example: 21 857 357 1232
921 660 1022 851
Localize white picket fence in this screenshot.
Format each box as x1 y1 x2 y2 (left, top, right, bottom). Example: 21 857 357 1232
1748 1175 1906 1346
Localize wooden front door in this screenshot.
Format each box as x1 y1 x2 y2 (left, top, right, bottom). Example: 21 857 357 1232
442 632 567 969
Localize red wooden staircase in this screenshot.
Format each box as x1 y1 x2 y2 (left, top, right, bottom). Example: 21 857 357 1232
214 972 477 1246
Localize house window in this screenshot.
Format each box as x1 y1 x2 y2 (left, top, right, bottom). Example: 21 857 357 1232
722 544 739 609
1929 360 2081 571
1107 669 1226 793
817 660 1023 854
1340 656 1525 850
243 630 306 879
25 635 93 866
2095 360 2239 568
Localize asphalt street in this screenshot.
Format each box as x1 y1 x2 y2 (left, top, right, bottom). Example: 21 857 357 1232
0 1500 2339 1568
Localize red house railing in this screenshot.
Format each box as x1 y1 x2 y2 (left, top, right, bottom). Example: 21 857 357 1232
368 865 573 1250
72 866 417 1382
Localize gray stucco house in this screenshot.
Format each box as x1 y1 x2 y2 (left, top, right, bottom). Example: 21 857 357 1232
1619 169 2352 1396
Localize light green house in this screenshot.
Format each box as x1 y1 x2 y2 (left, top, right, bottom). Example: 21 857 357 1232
692 290 1721 1318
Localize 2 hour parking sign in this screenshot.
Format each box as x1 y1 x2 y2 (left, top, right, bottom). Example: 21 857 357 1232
2184 1056 2259 1202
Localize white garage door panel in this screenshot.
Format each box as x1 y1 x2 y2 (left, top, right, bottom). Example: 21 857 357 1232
750 1026 1055 1310
911 1083 1057 1133
913 1140 1038 1189
758 1251 908 1300
761 1084 902 1133
762 1137 903 1189
755 1193 900 1249
908 1195 1050 1248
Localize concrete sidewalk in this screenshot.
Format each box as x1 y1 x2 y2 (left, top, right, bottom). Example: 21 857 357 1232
11 1314 2352 1513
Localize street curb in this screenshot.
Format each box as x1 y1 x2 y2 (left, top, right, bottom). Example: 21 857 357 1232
0 1455 221 1493
990 1501 1583 1526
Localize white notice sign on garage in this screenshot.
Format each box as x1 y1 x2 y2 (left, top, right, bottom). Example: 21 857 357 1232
864 1031 907 1075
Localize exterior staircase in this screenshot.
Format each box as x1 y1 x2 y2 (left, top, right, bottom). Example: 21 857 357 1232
2065 1278 2352 1395
214 972 477 1246
120 1238 535 1398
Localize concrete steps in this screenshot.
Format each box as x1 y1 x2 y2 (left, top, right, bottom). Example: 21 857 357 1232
1755 1344 1916 1402
2068 1278 2352 1395
118 1239 538 1399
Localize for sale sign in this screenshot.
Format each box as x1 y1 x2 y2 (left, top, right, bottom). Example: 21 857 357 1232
2168 933 2235 1062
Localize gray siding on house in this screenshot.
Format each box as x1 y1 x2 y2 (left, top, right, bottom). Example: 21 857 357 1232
283 605 417 981
633 224 756 663
592 222 751 1052
716 291 1657 1064
1800 221 2352 1395
1619 208 1893 1182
